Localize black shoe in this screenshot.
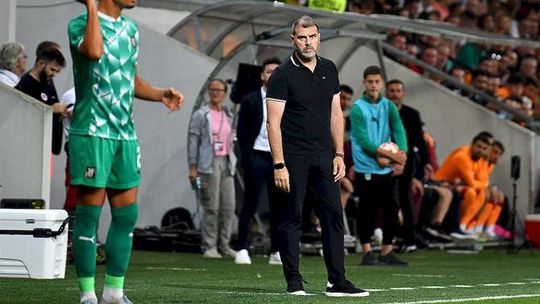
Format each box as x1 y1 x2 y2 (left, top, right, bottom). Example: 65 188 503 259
287 280 307 296
325 280 369 297
425 225 452 241
361 251 377 266
378 251 408 266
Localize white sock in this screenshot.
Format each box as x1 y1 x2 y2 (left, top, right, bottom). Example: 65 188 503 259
102 287 123 302
80 291 97 303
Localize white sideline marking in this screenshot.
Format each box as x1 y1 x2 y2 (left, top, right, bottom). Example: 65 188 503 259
449 285 474 288
383 294 540 304
391 287 416 291
419 286 447 289
366 289 387 292
480 283 501 287
145 267 207 271
394 274 448 278
217 291 313 296
506 282 527 285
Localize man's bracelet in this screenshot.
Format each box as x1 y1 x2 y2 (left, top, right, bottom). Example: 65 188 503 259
335 152 345 159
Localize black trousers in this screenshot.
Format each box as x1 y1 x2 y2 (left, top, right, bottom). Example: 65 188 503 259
279 154 345 284
355 172 398 245
397 159 416 245
237 151 281 252
237 150 283 252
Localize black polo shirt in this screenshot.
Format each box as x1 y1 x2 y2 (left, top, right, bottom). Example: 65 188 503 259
267 53 340 155
15 72 63 155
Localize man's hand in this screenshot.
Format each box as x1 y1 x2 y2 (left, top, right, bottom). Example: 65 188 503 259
424 164 434 180
411 178 424 196
333 156 346 182
391 163 404 176
274 167 290 193
51 103 67 115
162 87 184 112
393 150 407 165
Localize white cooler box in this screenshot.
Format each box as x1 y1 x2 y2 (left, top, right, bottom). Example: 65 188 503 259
0 209 69 279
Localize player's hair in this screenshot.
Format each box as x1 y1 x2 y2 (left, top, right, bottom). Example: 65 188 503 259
340 84 353 95
386 79 404 90
36 41 60 57
492 140 505 153
472 133 492 145
262 57 281 70
363 65 382 79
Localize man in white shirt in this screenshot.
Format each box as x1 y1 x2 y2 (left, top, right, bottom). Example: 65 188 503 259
0 42 27 87
235 57 282 265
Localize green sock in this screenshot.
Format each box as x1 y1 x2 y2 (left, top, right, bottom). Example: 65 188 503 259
73 204 102 288
106 203 138 277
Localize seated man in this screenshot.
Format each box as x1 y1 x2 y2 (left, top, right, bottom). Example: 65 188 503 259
433 133 491 234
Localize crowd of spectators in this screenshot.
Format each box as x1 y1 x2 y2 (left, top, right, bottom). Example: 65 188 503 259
280 0 540 127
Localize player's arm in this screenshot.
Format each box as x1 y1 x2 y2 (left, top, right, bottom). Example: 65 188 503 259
77 0 103 59
134 72 184 112
455 155 488 190
330 92 345 181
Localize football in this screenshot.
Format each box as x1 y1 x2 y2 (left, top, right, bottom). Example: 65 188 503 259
377 142 399 166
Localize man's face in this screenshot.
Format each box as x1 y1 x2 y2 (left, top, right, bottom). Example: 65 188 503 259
487 76 501 94
451 68 466 83
39 61 62 81
421 48 438 66
340 91 353 110
291 25 319 61
363 74 383 98
113 0 136 9
488 145 503 164
471 140 490 161
520 58 538 78
473 75 489 92
208 80 226 105
392 35 407 50
260 63 278 88
386 83 404 107
478 59 496 74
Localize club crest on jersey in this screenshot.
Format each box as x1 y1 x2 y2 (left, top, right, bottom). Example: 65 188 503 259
40 92 48 101
85 167 96 179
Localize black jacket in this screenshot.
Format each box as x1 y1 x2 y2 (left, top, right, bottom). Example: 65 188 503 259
236 89 265 166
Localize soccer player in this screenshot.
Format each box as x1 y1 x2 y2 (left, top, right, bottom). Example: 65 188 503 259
68 1 184 303
350 66 408 266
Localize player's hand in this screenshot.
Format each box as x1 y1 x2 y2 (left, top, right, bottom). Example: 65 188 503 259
392 151 407 165
162 87 184 112
391 163 404 176
333 156 346 182
274 167 290 193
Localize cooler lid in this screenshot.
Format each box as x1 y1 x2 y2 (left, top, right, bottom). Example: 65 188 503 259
0 209 68 222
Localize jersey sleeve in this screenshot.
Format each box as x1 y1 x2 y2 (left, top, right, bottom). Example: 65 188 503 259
67 15 87 50
266 67 287 102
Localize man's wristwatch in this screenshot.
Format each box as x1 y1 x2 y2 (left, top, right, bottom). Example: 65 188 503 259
273 162 286 170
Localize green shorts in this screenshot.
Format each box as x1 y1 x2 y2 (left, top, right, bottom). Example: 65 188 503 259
69 134 141 189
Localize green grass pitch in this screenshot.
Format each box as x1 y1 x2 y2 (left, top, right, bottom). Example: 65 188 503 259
1 249 539 303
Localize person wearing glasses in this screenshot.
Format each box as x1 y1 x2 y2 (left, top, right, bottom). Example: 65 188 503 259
188 78 237 259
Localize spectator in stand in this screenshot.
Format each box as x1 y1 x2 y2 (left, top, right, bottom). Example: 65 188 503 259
486 74 502 98
387 33 408 64
500 75 526 100
0 42 27 87
442 65 467 94
437 44 452 73
523 77 540 119
469 71 490 106
412 46 441 82
348 0 375 15
477 56 498 78
499 50 519 83
517 56 538 80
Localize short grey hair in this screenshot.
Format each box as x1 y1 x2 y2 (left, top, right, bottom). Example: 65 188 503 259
291 15 319 35
0 42 25 71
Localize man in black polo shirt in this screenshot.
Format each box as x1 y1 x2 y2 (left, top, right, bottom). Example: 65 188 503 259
15 47 67 155
266 15 368 297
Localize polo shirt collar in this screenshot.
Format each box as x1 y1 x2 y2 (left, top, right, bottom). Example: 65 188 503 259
290 52 321 70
